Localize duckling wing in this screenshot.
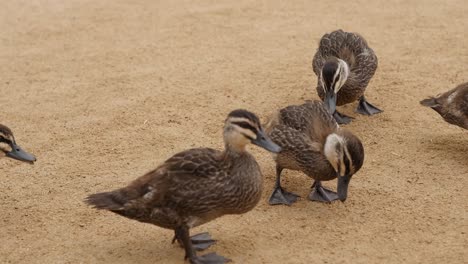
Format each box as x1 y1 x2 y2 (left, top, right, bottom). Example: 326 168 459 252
86 148 228 218
268 124 325 171
278 101 338 141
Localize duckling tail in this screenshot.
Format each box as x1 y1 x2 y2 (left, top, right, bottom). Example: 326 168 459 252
85 191 127 211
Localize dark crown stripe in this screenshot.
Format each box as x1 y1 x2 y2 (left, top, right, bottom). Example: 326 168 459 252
227 109 260 125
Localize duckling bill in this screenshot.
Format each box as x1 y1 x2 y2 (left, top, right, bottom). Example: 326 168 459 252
85 109 280 264
264 100 364 205
420 82 468 129
0 124 36 163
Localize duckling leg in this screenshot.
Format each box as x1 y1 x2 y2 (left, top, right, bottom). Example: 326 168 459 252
333 111 354 125
356 96 383 115
176 226 231 264
308 181 339 202
269 166 300 206
172 231 216 251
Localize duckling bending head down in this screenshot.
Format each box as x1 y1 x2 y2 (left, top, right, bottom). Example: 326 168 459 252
85 109 280 264
0 124 36 163
265 100 364 205
420 82 468 129
313 29 382 124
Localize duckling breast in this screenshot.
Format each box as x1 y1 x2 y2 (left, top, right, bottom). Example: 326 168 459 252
222 153 263 214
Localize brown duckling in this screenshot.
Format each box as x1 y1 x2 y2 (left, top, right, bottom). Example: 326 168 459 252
264 100 364 205
0 124 36 163
85 109 281 264
312 29 381 124
420 82 468 129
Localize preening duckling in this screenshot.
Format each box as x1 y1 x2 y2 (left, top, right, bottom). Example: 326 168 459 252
312 29 382 124
264 100 364 205
0 124 36 163
85 109 281 264
420 82 468 129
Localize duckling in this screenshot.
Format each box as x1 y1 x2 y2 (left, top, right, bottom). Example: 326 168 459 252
420 82 468 129
85 109 281 264
312 29 382 124
264 100 364 205
0 124 36 163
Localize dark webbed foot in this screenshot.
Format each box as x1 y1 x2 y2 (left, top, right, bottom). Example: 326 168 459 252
333 111 354 124
269 186 300 205
173 232 216 251
308 181 339 202
190 252 231 264
356 96 383 115
176 226 230 264
190 232 216 251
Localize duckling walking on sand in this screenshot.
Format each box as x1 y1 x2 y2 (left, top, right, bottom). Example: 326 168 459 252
85 109 281 264
264 100 364 205
420 82 468 129
0 124 36 163
312 29 381 124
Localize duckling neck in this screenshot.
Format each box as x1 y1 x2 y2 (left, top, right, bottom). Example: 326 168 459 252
224 143 247 158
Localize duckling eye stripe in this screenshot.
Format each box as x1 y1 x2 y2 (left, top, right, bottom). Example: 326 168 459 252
232 122 257 133
343 147 353 175
343 151 350 175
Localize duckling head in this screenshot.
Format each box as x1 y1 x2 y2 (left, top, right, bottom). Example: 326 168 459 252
0 124 36 163
323 130 364 201
224 109 281 153
320 58 350 114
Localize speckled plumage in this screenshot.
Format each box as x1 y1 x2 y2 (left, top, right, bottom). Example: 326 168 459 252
85 109 279 263
87 147 263 229
312 29 378 106
265 100 364 205
420 82 468 129
265 101 339 181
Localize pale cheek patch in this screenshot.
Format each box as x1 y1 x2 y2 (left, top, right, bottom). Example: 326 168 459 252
324 133 345 173
237 127 257 140
447 91 458 104
320 71 326 93
143 186 156 200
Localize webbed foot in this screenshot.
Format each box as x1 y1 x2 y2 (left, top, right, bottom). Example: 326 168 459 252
333 111 354 124
308 181 339 202
356 96 383 115
190 252 231 264
173 232 216 251
269 186 300 206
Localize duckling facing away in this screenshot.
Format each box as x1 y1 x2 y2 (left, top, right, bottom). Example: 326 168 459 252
85 109 281 264
420 82 468 129
0 124 36 163
264 100 364 205
312 29 382 124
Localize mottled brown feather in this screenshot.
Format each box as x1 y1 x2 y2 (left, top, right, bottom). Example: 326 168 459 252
86 110 265 232
312 29 378 105
265 101 339 181
420 82 468 129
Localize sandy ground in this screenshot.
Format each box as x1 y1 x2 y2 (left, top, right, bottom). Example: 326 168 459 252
1 0 467 263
